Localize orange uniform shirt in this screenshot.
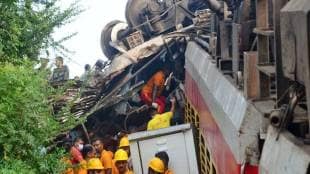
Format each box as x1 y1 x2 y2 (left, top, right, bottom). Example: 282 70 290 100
112 160 134 174
141 70 165 97
62 157 74 174
77 160 87 174
100 150 114 169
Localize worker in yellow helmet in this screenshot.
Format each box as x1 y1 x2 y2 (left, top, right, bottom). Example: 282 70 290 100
148 157 165 174
112 149 133 174
155 151 173 174
78 144 96 174
119 136 132 170
87 158 104 174
119 136 130 156
92 138 114 174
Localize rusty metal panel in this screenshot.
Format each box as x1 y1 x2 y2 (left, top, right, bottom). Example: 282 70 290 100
244 52 259 99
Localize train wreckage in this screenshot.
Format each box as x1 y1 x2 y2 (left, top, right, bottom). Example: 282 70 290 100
53 0 310 173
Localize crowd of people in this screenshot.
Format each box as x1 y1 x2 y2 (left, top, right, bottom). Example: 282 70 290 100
43 56 180 174
63 135 173 174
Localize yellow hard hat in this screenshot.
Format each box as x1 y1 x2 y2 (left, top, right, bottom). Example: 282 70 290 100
114 149 129 161
149 157 165 173
119 136 129 148
87 158 104 170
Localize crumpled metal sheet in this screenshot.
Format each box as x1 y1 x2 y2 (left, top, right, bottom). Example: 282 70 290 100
103 35 170 78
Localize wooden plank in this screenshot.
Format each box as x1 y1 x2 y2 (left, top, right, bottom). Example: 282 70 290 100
244 51 259 99
256 0 269 28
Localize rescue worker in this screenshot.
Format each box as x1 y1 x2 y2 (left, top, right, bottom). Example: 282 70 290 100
113 149 133 174
147 97 176 131
140 68 170 113
87 158 105 174
119 136 132 170
50 56 69 83
80 64 91 82
155 151 173 174
78 144 97 174
92 138 113 174
70 137 84 166
148 157 165 174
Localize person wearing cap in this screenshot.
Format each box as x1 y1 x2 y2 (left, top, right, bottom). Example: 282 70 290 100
147 97 176 131
50 56 69 83
119 136 132 170
87 158 105 174
140 68 170 114
155 151 173 174
92 138 114 174
112 149 133 174
148 157 165 174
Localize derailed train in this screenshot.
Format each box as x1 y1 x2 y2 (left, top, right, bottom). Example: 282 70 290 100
59 0 310 173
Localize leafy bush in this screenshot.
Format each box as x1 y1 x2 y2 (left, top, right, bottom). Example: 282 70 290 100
0 0 83 172
0 63 70 173
0 0 81 63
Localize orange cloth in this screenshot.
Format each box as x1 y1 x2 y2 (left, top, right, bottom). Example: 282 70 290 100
77 160 87 174
141 70 165 99
101 150 114 169
165 169 173 174
62 157 74 174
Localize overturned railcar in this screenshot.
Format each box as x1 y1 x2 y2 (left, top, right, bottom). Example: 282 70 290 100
58 0 310 173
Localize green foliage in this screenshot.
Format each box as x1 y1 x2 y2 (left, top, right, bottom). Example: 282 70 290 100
0 0 81 63
0 0 84 172
0 63 80 173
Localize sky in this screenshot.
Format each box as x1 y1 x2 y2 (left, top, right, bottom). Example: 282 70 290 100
51 0 127 78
